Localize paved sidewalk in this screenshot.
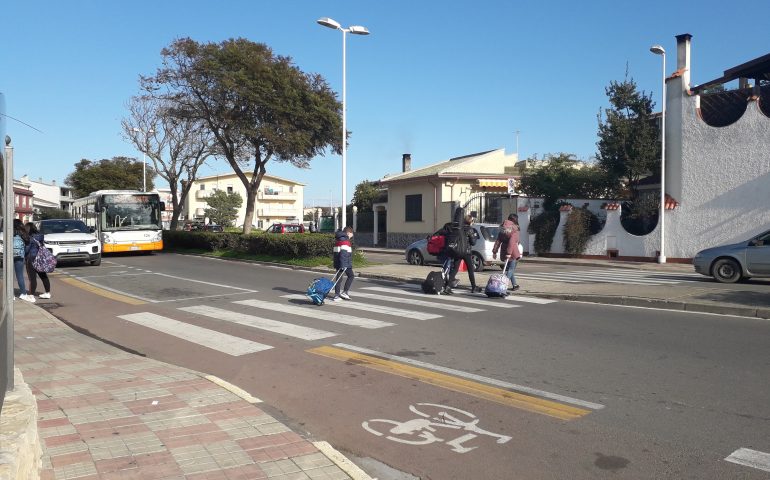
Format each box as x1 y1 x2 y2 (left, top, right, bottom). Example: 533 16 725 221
357 248 770 320
10 301 367 480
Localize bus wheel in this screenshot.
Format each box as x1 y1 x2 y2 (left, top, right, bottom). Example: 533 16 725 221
90 255 102 266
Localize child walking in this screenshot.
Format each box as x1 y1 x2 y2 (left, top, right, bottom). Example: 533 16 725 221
332 226 355 301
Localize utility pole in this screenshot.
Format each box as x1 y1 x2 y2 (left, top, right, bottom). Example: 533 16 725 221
515 130 520 158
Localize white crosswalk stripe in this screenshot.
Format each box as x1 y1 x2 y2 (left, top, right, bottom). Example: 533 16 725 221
118 312 273 355
396 283 557 304
281 294 442 320
361 286 518 309
178 305 337 340
349 291 489 313
515 268 702 286
234 299 395 329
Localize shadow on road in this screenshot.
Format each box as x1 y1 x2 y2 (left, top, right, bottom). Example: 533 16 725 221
693 290 770 307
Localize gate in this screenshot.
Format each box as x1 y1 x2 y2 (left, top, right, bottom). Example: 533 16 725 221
462 193 517 224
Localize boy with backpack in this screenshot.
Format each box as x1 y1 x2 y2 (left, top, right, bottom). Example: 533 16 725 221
332 226 355 301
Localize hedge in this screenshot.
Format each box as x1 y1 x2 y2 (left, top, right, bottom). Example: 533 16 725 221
163 231 337 258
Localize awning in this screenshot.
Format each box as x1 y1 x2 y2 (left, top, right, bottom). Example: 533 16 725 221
477 179 508 188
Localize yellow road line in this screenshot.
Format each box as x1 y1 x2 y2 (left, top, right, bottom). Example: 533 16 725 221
307 346 590 421
60 277 147 305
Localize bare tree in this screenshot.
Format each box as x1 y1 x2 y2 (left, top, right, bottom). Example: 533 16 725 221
122 93 214 230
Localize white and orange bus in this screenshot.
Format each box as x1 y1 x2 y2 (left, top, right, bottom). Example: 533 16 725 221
72 190 164 253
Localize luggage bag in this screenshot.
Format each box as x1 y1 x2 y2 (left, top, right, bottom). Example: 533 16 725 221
421 258 453 294
485 259 511 297
306 269 345 305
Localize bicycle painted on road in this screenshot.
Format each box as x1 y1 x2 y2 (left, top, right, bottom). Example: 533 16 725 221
362 403 512 454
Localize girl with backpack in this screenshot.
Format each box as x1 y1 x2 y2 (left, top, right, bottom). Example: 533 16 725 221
25 222 52 299
12 219 35 303
446 210 481 294
492 213 522 291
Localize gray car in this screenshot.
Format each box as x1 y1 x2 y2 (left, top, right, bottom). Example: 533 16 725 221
692 228 770 283
404 223 503 272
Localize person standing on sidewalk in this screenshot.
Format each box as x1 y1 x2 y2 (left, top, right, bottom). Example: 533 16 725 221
25 222 52 299
492 213 522 291
13 219 35 303
332 226 355 302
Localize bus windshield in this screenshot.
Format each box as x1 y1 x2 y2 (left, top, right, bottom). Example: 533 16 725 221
101 194 162 231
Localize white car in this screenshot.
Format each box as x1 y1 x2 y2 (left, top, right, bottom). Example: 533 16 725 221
37 219 102 266
404 223 504 272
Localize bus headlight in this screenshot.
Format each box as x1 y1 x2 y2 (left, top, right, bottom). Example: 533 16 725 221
102 233 113 244
153 231 163 242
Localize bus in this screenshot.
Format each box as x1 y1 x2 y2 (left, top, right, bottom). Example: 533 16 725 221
72 190 164 253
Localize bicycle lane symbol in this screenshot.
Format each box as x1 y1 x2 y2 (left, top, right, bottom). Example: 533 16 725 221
362 403 512 454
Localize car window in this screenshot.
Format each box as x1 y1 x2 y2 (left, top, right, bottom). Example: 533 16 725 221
755 231 770 245
478 226 499 241
41 220 89 234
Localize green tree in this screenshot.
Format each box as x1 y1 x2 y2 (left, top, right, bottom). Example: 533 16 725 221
65 157 153 198
351 180 381 212
37 208 71 220
204 190 243 226
144 37 342 234
518 153 613 209
122 93 215 230
596 73 661 198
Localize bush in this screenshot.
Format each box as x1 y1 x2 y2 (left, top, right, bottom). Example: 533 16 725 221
163 230 337 258
527 209 560 254
563 208 599 255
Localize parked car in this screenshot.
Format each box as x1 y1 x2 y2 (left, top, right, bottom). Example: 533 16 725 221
404 223 503 272
202 224 224 232
182 222 204 231
36 219 102 266
692 228 770 283
266 223 305 234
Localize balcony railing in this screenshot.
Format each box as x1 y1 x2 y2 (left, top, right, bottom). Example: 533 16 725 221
195 190 210 200
258 190 297 201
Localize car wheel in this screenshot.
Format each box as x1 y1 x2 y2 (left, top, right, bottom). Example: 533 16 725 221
712 258 741 283
471 253 484 272
407 249 424 265
90 255 101 266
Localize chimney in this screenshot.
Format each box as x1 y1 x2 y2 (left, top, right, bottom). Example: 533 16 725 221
675 33 692 89
402 153 412 172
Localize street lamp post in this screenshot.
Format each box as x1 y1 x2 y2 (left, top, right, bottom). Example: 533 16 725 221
650 44 666 264
317 17 370 230
133 127 154 192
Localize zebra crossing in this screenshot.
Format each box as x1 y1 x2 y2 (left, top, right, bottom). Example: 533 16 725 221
116 285 558 356
514 268 703 286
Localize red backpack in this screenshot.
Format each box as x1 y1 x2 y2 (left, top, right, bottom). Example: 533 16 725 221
426 234 446 255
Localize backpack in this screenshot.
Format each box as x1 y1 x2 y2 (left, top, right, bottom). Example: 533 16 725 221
32 239 57 273
12 236 25 258
499 223 513 239
426 234 446 255
444 223 467 258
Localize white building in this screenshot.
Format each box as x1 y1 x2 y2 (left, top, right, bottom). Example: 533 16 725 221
19 175 75 215
183 172 305 229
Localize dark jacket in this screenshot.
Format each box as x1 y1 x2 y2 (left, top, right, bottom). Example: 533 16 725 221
333 231 353 269
26 233 45 260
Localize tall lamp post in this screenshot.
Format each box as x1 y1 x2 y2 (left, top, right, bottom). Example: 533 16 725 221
133 127 154 192
317 17 370 230
650 44 666 264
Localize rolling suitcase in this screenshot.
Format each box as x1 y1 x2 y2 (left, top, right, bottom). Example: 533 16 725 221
485 259 511 297
422 258 452 294
306 269 345 305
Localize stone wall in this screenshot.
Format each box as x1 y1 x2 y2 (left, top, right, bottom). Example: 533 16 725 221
387 232 429 250
0 369 42 480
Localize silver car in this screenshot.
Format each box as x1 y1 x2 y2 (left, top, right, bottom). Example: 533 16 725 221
404 223 503 272
692 228 770 283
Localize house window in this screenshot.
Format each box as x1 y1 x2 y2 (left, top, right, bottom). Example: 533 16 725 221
405 194 422 222
227 186 233 194
200 184 205 191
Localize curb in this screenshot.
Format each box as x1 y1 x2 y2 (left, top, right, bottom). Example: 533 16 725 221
313 442 374 480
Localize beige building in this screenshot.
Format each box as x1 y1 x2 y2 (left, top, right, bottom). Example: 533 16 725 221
376 149 519 248
184 172 304 229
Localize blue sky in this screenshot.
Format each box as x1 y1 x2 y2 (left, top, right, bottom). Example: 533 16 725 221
3 0 768 207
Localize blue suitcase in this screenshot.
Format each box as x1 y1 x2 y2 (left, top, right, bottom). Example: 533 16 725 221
306 270 344 305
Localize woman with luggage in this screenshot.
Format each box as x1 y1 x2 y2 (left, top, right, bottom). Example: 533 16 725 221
25 222 52 299
12 219 35 303
492 213 522 291
446 210 481 294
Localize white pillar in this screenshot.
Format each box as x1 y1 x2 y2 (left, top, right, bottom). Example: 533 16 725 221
373 208 379 246
352 205 358 232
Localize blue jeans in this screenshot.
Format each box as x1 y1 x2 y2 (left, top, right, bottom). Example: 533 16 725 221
14 257 27 295
503 258 517 286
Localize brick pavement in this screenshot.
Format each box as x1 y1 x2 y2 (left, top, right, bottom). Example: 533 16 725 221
12 301 361 480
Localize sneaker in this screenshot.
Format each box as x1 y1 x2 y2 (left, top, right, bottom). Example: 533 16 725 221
39 292 51 299
21 294 36 303
442 287 453 295
332 295 342 302
339 292 351 300
512 284 520 291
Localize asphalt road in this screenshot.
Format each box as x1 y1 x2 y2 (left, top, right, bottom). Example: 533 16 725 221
42 252 770 479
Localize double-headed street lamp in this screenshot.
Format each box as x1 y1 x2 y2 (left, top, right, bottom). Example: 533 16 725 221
650 44 666 263
317 17 370 230
133 127 154 192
